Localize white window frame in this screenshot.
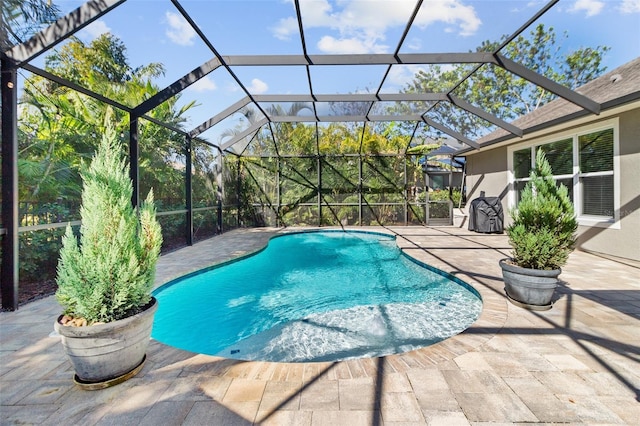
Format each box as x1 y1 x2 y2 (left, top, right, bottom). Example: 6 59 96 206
507 118 620 229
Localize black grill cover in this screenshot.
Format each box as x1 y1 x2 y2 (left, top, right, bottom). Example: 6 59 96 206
468 197 504 233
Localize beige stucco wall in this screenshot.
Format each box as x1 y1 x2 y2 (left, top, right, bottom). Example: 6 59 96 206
463 105 640 263
575 108 640 262
462 145 510 224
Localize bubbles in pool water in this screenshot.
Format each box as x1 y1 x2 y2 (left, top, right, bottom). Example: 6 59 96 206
152 231 482 362
227 294 256 308
218 295 481 362
368 308 388 337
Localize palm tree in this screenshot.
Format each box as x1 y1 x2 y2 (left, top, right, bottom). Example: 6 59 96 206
1 0 60 50
19 34 195 206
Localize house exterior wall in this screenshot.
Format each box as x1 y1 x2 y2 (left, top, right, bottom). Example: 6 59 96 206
576 108 640 261
463 105 640 263
463 145 510 220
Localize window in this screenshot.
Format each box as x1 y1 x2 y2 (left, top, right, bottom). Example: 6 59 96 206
512 148 532 204
513 138 574 205
513 148 531 179
579 129 614 216
510 123 617 226
429 175 445 190
540 138 572 175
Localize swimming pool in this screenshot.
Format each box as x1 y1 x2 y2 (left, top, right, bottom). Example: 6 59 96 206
152 230 482 362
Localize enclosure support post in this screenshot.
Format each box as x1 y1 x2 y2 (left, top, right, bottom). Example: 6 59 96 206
129 115 139 208
425 173 430 226
358 155 363 226
185 136 193 245
404 158 408 226
317 156 322 227
449 162 453 226
236 158 241 228
276 157 281 227
216 150 223 233
1 58 19 311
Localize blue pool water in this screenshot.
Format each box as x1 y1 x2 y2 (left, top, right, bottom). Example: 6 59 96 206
152 231 482 362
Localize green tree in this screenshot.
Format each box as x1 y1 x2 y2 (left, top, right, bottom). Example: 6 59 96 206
55 126 162 324
16 34 196 286
220 103 315 156
403 24 610 138
507 149 577 270
19 34 195 209
191 141 220 208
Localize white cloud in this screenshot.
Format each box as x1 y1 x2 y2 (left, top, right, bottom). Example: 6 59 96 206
317 35 387 54
407 38 422 51
526 0 546 9
568 0 604 17
271 16 299 41
387 64 427 88
247 78 269 94
79 19 111 40
318 36 363 54
165 11 196 46
271 0 482 54
619 0 640 13
189 76 217 92
414 0 481 37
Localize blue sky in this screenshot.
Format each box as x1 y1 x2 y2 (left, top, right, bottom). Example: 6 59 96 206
26 0 640 143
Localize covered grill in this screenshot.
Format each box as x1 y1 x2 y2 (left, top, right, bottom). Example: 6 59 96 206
468 196 504 233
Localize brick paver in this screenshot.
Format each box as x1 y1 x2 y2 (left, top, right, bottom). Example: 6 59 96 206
1 226 638 425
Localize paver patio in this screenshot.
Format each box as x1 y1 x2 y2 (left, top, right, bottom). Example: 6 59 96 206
1 226 639 425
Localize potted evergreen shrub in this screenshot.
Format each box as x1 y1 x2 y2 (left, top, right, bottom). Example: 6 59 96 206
54 126 162 387
500 149 577 310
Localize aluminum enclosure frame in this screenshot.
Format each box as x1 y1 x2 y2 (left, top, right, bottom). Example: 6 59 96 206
1 0 602 309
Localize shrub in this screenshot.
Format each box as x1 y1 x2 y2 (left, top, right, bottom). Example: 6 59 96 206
55 127 162 324
507 149 577 270
19 203 73 283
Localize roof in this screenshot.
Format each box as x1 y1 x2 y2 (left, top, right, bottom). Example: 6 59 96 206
458 56 640 154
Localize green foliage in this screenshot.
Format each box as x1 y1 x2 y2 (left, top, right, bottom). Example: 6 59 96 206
422 189 462 219
507 150 577 270
156 213 187 252
55 127 162 324
427 189 462 205
1 0 60 50
402 24 609 139
45 34 164 87
406 144 440 155
19 228 66 283
19 33 192 211
19 202 72 283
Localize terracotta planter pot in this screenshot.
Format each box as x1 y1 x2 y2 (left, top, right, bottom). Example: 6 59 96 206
55 297 158 384
499 259 561 310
